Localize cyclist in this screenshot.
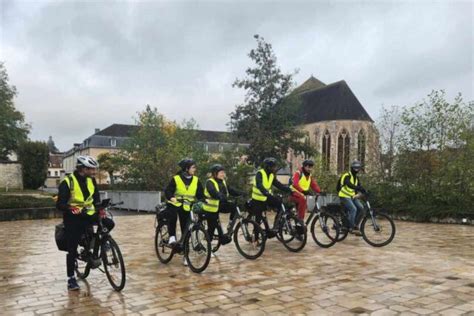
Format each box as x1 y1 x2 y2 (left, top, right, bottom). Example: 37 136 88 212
337 160 367 236
202 164 244 255
163 158 205 265
250 157 293 238
56 155 114 291
289 159 321 220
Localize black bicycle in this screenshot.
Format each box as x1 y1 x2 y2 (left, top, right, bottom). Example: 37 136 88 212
305 194 340 248
203 199 266 260
250 196 307 252
75 199 126 291
154 201 211 273
330 193 396 247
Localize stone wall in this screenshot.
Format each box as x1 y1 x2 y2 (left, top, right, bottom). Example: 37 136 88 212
292 120 380 174
0 162 23 190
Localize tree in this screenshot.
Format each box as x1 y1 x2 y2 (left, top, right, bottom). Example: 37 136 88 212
97 152 120 186
230 35 314 167
117 105 209 190
376 105 401 179
0 62 30 160
17 141 49 189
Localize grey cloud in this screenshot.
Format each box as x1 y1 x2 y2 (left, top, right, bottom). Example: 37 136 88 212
1 0 472 151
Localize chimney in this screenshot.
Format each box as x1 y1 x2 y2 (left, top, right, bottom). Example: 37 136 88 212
95 128 100 134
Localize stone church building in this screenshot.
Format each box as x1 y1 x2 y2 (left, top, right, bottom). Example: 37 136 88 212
289 76 379 174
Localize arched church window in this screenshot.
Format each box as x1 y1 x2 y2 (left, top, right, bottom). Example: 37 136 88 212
321 130 331 171
337 129 350 173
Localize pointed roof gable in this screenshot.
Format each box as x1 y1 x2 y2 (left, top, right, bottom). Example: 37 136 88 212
295 80 373 123
293 76 326 95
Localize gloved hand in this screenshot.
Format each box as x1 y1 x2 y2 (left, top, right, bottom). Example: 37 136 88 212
303 190 310 196
99 208 107 218
70 207 81 215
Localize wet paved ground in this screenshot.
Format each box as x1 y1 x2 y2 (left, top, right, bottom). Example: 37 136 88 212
0 214 473 316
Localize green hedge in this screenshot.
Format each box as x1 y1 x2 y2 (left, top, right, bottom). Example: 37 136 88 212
0 195 55 209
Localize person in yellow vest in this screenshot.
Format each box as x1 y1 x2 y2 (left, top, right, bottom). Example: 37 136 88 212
337 160 367 236
251 157 293 238
289 159 322 220
163 158 205 265
56 155 114 291
203 164 244 254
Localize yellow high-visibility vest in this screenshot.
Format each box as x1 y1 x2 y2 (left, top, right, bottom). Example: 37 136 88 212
338 172 358 198
168 175 198 211
203 178 228 213
251 169 274 202
64 174 96 215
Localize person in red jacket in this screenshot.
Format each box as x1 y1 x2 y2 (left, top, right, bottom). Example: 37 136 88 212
289 159 321 220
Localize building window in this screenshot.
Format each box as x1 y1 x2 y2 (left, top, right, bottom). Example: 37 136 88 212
204 144 209 152
358 130 366 166
48 171 51 176
110 138 117 147
321 130 331 171
337 129 350 173
55 171 59 176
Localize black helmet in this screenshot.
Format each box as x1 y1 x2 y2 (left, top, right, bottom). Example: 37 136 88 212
351 160 362 170
178 158 196 171
302 159 314 167
262 157 277 168
210 164 225 175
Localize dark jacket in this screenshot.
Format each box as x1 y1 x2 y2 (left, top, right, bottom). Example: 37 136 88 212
255 167 292 197
205 178 243 202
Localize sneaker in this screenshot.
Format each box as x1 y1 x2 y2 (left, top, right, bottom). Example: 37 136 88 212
169 236 177 245
182 257 188 266
350 229 362 237
220 235 232 245
67 277 80 291
211 251 217 258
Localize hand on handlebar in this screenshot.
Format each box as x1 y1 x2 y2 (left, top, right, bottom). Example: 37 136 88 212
99 208 107 218
70 207 81 215
170 197 177 203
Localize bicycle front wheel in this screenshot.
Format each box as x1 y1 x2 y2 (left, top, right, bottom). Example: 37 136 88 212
184 225 211 273
233 219 266 260
279 214 307 252
310 212 339 248
360 212 396 247
155 222 175 264
102 237 126 291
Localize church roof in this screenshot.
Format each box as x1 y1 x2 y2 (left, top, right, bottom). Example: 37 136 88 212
293 78 373 123
292 76 326 94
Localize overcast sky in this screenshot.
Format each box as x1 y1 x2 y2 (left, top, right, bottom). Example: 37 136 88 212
1 0 473 151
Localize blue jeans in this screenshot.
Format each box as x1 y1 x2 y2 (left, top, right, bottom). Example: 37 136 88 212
340 197 365 229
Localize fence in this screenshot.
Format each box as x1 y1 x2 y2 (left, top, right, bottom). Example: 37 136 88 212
100 191 339 213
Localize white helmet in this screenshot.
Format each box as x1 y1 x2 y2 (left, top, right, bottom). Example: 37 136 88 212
76 155 99 169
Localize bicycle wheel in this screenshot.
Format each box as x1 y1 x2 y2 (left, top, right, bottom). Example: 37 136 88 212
360 212 396 247
101 237 126 291
155 222 175 263
310 212 340 248
279 214 307 252
184 225 211 273
233 219 266 260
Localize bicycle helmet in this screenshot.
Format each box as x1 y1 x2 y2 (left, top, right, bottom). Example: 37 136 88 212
178 158 196 171
351 160 362 169
210 164 225 176
302 159 314 167
262 157 277 168
76 155 99 168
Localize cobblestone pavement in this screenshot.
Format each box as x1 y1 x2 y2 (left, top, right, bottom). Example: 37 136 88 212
0 215 473 315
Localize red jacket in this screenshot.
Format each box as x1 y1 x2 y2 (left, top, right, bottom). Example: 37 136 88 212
292 169 321 193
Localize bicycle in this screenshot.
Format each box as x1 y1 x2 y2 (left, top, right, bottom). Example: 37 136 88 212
203 199 266 260
154 200 211 273
250 195 307 252
330 193 396 247
304 193 340 248
75 199 126 291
